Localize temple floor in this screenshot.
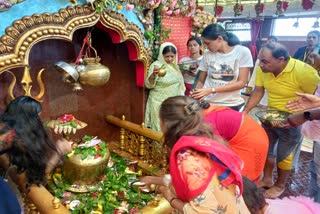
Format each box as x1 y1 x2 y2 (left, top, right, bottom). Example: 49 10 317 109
284 151 312 198
271 149 313 198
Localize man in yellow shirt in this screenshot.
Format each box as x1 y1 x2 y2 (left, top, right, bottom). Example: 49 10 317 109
244 43 320 199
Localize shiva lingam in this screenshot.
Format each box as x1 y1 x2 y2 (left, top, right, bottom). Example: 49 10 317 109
55 32 110 91
47 114 110 193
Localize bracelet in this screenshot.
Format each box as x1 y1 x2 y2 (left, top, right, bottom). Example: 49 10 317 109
169 197 179 207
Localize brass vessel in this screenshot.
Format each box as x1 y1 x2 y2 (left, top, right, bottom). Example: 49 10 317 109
63 149 110 190
54 34 110 89
158 68 166 77
78 57 110 87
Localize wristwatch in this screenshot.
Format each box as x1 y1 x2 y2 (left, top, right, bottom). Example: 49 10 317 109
304 111 313 121
211 88 216 93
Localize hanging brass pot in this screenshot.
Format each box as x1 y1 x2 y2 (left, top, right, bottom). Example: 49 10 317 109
55 32 110 89
78 56 110 87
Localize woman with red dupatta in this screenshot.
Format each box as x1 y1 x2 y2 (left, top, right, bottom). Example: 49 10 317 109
139 96 250 213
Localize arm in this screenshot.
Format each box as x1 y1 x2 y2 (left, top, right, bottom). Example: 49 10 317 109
0 154 10 170
194 70 207 89
243 86 265 114
158 185 185 212
287 109 320 128
145 63 160 88
191 67 250 100
139 175 167 186
45 138 72 174
286 92 320 112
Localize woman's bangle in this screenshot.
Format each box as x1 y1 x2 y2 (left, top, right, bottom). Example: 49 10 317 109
169 197 179 207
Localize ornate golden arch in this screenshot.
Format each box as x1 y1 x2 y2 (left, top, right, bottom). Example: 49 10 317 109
0 5 150 86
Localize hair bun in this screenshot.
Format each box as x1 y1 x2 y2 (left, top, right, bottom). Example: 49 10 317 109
184 101 201 115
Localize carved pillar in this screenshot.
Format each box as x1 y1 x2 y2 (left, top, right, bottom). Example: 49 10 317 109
119 115 126 150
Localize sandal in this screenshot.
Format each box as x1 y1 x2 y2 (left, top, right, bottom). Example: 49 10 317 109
263 186 285 199
257 180 274 188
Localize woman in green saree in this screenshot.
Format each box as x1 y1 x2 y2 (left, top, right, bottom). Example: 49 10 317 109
145 42 185 132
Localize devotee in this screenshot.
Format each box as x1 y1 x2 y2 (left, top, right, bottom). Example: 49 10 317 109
140 96 250 213
190 23 253 111
0 127 21 214
266 35 278 44
242 176 320 214
202 102 268 183
179 36 203 96
0 96 71 213
145 42 185 132
247 35 279 119
293 30 320 64
286 83 320 203
243 43 320 199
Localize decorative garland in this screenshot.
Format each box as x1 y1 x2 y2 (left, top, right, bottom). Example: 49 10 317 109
275 1 289 16
144 5 171 61
254 1 264 17
191 8 216 36
302 0 315 10
233 2 243 17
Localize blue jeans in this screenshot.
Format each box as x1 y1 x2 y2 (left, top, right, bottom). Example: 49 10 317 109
309 141 320 202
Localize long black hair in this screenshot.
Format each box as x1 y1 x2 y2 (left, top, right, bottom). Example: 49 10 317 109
0 96 57 188
242 176 267 214
201 24 240 46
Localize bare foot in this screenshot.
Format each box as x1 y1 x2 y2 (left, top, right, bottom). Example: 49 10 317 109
264 185 285 199
258 179 274 188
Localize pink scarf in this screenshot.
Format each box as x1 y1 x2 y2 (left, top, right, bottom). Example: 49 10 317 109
170 136 244 201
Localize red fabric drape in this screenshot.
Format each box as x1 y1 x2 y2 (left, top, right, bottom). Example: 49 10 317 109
248 20 261 61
